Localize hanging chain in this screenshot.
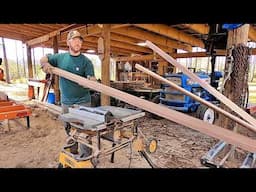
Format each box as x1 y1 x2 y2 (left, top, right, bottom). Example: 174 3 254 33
231 44 250 108
220 46 234 93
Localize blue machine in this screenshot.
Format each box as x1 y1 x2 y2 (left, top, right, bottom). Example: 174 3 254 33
159 71 222 113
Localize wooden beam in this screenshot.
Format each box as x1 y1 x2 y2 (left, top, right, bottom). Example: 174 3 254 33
85 36 152 54
50 67 256 153
111 24 132 29
26 24 80 46
182 24 209 34
114 48 256 61
109 33 176 54
114 50 227 62
113 27 192 52
101 24 111 106
145 40 256 127
135 64 256 132
94 33 175 54
53 36 60 105
52 39 144 55
134 24 205 48
115 54 160 62
26 24 131 47
249 25 256 41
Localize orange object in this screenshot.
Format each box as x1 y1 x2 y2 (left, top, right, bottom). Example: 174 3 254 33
0 101 14 106
0 104 32 121
28 85 35 100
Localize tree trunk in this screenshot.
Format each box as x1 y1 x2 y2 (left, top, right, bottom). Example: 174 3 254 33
1 37 10 83
219 24 250 130
15 41 20 78
22 44 26 77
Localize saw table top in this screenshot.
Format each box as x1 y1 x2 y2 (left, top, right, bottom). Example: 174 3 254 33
60 106 145 130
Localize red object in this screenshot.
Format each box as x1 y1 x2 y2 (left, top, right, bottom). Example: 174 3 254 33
28 86 35 100
0 68 4 81
247 105 256 115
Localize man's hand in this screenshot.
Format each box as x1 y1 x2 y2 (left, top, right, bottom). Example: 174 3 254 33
41 62 53 74
40 56 53 74
87 76 97 81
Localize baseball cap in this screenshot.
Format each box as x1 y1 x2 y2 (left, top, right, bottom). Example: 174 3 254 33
67 30 84 41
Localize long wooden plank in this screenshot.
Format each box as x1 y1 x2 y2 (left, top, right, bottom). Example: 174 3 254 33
0 105 25 113
50 67 256 153
0 109 31 120
145 40 256 127
135 64 256 132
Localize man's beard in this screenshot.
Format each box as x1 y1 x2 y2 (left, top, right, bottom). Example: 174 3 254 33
70 45 81 54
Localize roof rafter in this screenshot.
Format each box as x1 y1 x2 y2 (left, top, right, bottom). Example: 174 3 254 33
113 27 192 51
133 24 205 48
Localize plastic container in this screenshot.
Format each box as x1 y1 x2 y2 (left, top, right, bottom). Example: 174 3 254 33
47 89 55 104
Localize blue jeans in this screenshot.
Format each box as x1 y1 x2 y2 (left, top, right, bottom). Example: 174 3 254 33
62 102 92 157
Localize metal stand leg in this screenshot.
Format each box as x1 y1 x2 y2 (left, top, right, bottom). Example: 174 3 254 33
26 116 30 129
140 151 157 168
110 143 116 163
241 153 256 168
201 140 227 167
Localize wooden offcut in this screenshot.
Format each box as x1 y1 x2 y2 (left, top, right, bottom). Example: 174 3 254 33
50 67 256 153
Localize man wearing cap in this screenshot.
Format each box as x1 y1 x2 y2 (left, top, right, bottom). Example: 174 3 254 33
40 30 96 157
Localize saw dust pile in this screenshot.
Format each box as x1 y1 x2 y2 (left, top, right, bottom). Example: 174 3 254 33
0 101 248 168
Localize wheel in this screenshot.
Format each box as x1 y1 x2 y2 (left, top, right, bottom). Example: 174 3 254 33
146 138 158 153
196 105 215 124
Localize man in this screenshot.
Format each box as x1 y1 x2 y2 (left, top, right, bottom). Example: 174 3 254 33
40 30 96 157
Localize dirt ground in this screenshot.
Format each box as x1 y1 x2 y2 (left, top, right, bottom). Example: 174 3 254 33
0 104 249 168
0 82 251 168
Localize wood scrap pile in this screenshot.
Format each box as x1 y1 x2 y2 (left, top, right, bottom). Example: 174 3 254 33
110 80 145 90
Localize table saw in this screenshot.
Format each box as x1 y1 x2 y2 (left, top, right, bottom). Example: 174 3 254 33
58 105 158 168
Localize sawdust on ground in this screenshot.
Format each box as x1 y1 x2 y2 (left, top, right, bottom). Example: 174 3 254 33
0 103 248 168
0 81 250 168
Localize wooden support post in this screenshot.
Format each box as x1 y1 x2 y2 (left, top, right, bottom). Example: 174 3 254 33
101 24 111 106
27 45 34 99
1 37 10 83
32 48 36 77
157 61 166 76
27 46 33 79
50 66 256 153
53 36 60 105
220 24 250 130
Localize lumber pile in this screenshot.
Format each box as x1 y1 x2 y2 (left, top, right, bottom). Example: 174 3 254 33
110 80 145 90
